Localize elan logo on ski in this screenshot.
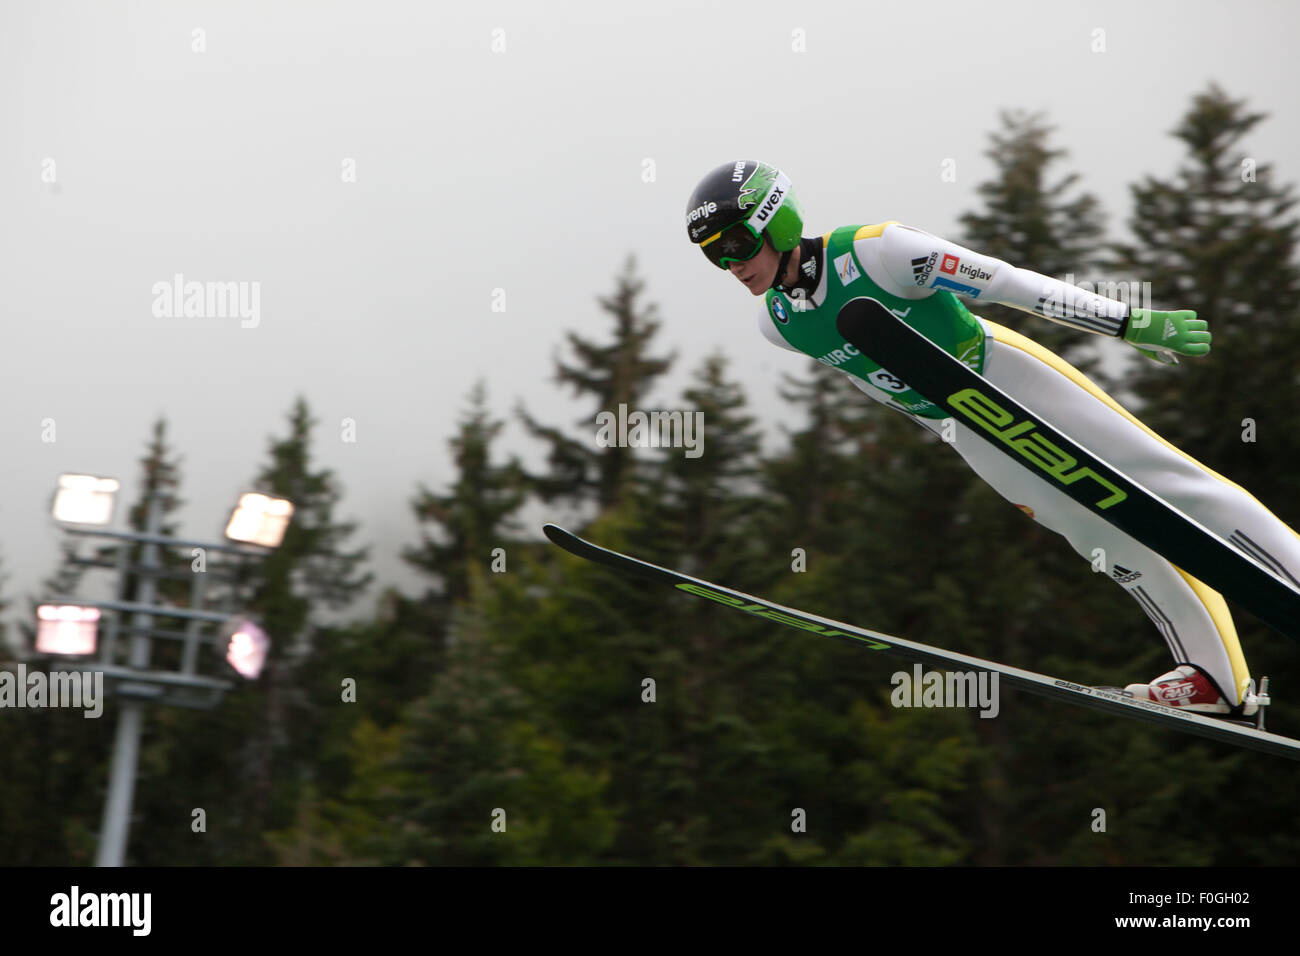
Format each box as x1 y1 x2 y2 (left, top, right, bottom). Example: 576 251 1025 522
674 582 888 649
835 298 1300 646
948 387 1126 509
543 524 1300 762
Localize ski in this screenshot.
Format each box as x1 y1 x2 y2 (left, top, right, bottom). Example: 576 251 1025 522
837 299 1300 644
543 523 1300 761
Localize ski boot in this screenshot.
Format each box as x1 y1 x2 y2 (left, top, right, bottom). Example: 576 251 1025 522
1116 664 1271 728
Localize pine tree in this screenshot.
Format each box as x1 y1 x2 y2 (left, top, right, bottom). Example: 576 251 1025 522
390 600 616 865
405 380 526 607
125 419 184 536
1110 84 1300 507
654 353 764 577
317 381 528 734
242 396 372 831
1108 84 1300 864
519 256 674 509
250 397 373 626
129 397 374 865
943 109 1225 863
959 110 1107 368
116 419 193 673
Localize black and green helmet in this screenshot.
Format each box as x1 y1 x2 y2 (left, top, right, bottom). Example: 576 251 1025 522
686 160 804 269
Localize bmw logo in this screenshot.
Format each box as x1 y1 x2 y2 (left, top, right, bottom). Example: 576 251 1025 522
770 296 789 324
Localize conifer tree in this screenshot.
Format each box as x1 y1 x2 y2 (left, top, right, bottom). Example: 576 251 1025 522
519 256 674 509
405 380 526 607
1111 84 1300 508
959 110 1107 368
1109 85 1300 864
130 398 374 865
654 353 764 577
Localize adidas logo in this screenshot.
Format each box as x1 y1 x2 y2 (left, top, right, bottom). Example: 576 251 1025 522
1163 317 1177 340
1110 563 1142 584
911 251 939 285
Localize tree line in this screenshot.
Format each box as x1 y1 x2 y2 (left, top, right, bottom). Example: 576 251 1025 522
2 84 1298 865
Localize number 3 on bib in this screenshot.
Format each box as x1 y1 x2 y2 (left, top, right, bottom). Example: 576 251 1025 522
868 368 909 392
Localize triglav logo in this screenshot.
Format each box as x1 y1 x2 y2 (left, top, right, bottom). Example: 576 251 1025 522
595 404 704 459
152 274 261 328
0 665 103 718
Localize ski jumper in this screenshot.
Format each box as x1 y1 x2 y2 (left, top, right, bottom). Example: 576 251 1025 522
758 222 1300 705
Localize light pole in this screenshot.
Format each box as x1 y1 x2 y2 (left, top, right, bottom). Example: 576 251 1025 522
36 474 292 867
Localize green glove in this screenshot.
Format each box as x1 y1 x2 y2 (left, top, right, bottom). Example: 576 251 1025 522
1124 308 1211 365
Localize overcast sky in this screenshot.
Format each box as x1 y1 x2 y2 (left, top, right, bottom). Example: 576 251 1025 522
2 0 1298 634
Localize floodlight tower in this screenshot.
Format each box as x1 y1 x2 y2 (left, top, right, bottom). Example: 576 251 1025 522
37 474 292 867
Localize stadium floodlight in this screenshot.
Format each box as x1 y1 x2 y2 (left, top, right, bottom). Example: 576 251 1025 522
35 604 101 656
224 493 293 548
225 619 269 679
52 474 120 525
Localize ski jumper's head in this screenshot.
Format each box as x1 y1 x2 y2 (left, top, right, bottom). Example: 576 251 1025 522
686 160 804 296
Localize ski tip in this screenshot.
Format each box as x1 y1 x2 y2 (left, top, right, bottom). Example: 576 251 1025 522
542 523 570 546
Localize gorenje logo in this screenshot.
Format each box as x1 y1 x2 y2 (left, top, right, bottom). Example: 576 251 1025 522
948 387 1128 510
686 200 718 226
674 582 890 649
753 186 785 224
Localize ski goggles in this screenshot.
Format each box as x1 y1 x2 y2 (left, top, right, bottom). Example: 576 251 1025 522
698 220 765 269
